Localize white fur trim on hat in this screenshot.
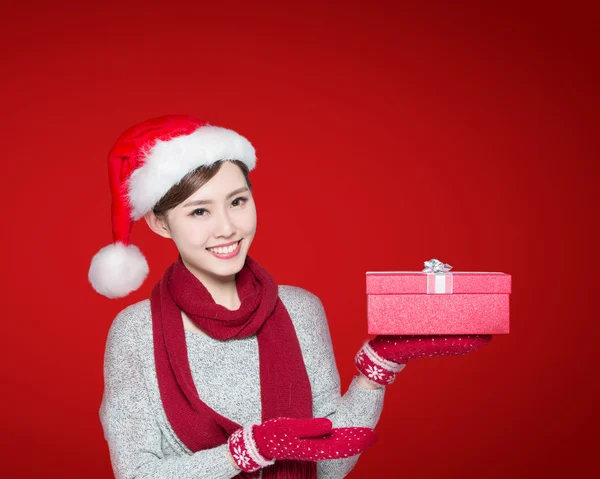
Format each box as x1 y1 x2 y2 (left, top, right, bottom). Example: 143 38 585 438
126 125 256 220
88 242 149 299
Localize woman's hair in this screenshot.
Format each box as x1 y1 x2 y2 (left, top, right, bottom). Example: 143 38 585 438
152 159 252 222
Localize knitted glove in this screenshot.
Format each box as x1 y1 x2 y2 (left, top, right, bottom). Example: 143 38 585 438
227 417 378 473
355 334 493 387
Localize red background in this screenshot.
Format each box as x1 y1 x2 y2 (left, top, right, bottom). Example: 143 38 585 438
1 1 597 478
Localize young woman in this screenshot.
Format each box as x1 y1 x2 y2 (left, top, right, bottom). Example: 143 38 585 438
89 115 491 479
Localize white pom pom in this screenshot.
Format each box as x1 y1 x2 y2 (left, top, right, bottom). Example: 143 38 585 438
88 242 149 298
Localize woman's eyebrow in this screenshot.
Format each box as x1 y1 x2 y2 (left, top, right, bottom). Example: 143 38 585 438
182 187 249 207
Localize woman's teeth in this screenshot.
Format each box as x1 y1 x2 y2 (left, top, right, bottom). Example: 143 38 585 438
207 241 239 254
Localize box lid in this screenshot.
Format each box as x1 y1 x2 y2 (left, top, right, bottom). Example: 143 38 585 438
366 271 511 294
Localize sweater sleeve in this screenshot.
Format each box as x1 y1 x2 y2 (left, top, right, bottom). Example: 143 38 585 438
287 288 385 479
98 307 241 479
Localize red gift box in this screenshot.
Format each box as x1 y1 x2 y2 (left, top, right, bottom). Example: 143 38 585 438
366 259 511 335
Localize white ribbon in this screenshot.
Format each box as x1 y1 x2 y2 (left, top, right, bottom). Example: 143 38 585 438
422 258 453 294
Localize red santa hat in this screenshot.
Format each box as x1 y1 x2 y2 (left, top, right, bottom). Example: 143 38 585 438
88 114 257 299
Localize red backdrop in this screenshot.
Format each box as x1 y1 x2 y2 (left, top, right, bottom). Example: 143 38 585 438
1 1 597 478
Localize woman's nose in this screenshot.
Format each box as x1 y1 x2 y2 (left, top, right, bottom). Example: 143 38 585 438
214 210 236 236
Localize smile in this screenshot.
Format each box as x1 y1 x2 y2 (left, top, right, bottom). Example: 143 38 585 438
206 239 242 258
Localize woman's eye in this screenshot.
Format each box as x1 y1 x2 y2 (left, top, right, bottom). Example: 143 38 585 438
190 196 248 216
231 196 248 207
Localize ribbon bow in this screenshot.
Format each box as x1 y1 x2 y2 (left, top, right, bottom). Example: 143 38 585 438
422 258 452 274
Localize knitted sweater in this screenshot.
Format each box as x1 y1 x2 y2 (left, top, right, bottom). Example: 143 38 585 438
99 285 385 478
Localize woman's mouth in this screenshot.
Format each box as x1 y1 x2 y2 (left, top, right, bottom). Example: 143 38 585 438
206 239 242 259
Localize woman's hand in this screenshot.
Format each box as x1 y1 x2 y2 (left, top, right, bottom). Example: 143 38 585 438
227 417 378 473
355 334 493 387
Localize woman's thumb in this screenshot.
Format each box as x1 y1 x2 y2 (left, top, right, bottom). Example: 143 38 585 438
286 417 333 438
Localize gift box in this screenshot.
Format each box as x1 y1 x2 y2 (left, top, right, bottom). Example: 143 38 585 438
367 259 511 335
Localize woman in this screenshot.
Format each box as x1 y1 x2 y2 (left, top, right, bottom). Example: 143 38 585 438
90 115 491 478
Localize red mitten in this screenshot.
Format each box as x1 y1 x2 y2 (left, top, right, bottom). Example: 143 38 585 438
227 417 378 473
355 334 493 386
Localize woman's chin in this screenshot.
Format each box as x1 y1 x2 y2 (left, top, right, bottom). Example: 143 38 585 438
205 252 247 274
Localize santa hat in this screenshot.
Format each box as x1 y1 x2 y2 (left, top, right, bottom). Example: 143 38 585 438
88 115 256 299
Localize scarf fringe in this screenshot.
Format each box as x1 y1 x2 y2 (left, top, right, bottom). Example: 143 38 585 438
261 460 317 479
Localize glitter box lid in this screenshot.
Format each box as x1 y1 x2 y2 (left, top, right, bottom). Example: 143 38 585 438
366 271 512 294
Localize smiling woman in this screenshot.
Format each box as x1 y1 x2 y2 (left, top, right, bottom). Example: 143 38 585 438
144 160 257 307
90 115 383 479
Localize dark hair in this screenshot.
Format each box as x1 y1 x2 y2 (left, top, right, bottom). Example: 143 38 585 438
152 159 252 221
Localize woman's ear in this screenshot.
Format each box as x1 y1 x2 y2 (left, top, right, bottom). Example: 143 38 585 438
144 211 172 239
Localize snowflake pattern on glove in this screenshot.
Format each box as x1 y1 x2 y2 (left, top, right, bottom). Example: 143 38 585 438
227 426 268 473
232 445 251 469
365 364 385 381
354 342 402 386
355 352 365 365
230 429 243 444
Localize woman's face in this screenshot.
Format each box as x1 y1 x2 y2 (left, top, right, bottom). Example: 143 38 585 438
149 161 257 285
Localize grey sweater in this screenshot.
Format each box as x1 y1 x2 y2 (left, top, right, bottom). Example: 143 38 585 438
99 285 385 478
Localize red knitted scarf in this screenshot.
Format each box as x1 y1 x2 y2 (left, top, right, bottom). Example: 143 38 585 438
151 254 317 478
